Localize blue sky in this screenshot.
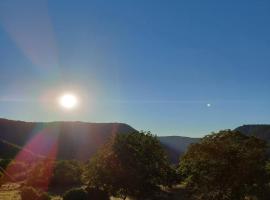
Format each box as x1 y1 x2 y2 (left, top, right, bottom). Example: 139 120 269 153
0 0 270 137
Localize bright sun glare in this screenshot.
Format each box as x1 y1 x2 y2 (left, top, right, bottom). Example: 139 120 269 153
58 93 78 110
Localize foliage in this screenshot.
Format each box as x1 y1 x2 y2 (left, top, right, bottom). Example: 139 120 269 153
178 130 269 200
21 186 40 200
50 160 82 187
26 159 54 188
84 131 174 199
39 192 51 200
62 187 109 200
0 160 28 182
21 186 51 200
8 161 28 181
63 188 88 200
0 159 12 169
86 187 109 200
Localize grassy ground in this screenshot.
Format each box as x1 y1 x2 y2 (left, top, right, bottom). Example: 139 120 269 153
0 183 21 200
0 183 61 200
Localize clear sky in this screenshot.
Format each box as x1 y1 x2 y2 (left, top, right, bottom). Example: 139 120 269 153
0 0 270 137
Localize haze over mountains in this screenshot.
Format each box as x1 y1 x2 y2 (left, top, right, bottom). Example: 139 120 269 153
0 118 269 163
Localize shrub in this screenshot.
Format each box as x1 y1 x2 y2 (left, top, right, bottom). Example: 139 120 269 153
39 191 51 200
50 160 82 187
63 187 109 200
21 186 51 200
21 186 40 200
63 188 88 200
0 159 12 169
87 187 109 200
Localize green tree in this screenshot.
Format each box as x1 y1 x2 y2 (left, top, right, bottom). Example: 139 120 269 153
26 159 54 188
21 186 51 200
50 160 82 187
0 159 12 169
84 131 174 199
178 130 269 200
63 188 88 200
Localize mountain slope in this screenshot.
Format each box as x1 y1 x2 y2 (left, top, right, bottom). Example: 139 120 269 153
0 118 137 160
235 125 270 142
0 118 199 162
159 136 199 163
2 119 270 163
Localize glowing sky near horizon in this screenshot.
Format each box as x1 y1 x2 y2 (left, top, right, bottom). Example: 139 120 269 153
1 0 270 137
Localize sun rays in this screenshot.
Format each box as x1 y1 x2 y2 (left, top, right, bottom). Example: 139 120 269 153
0 124 59 191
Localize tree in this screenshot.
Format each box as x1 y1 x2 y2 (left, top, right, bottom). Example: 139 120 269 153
83 131 174 199
26 158 54 189
21 186 51 200
0 159 12 169
63 187 109 200
63 188 88 200
178 130 269 200
50 160 82 187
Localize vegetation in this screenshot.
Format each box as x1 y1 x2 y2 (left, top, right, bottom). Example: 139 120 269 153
21 186 51 200
1 129 270 200
178 130 270 200
50 160 82 187
26 159 54 188
83 131 175 199
86 187 109 200
0 159 12 169
63 188 88 200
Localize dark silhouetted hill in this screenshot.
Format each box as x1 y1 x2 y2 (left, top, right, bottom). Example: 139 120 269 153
2 119 270 163
0 118 136 160
235 124 270 142
0 118 200 162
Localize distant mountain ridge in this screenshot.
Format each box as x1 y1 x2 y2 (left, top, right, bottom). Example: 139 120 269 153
1 118 269 163
158 136 200 162
0 118 199 163
235 125 270 142
0 118 137 160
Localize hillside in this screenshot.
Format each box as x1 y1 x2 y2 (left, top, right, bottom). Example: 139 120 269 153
159 136 199 163
4 119 269 163
0 118 136 160
235 125 270 142
0 118 199 162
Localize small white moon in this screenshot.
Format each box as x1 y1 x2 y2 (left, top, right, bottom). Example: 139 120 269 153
207 103 211 107
58 93 78 110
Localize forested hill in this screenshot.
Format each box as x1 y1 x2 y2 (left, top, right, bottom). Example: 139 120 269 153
1 118 269 162
0 118 136 160
235 125 270 142
0 118 198 162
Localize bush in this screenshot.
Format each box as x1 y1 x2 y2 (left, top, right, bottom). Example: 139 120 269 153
63 188 88 200
0 159 12 169
63 187 109 200
21 186 40 200
39 192 51 200
87 187 109 200
21 186 51 200
51 160 82 187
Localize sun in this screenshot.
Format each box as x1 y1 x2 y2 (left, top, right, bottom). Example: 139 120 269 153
58 93 78 109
